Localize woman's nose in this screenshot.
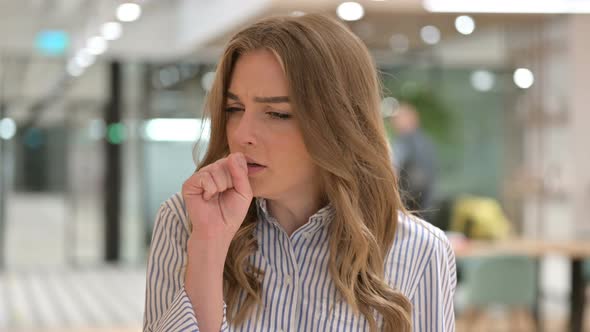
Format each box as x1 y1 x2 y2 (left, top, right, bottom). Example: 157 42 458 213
231 110 257 146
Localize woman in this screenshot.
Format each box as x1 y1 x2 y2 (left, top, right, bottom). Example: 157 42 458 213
144 13 456 332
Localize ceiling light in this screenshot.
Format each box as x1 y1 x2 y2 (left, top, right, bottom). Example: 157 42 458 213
337 2 365 21
471 70 495 91
101 22 122 41
67 59 84 77
117 3 142 22
420 25 440 45
75 49 95 68
514 68 534 89
87 36 107 55
0 118 17 140
455 15 475 35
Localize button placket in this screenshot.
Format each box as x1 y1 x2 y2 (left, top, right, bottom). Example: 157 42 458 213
285 236 301 332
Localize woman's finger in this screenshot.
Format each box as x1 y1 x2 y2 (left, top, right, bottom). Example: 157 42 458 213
227 153 251 199
206 160 233 193
199 172 217 201
182 173 205 196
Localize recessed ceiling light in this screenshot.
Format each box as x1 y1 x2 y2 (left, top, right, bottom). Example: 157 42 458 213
337 2 365 21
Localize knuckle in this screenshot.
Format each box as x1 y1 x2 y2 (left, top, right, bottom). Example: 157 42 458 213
203 173 215 187
210 169 226 183
209 166 222 178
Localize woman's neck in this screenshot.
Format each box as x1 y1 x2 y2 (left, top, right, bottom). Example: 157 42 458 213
266 194 326 236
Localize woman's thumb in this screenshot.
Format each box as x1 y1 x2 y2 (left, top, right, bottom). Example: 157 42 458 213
228 153 252 198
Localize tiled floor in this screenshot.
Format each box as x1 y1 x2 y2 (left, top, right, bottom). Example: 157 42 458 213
0 266 145 331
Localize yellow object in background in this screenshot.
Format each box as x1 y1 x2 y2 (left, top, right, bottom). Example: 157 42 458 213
450 196 512 240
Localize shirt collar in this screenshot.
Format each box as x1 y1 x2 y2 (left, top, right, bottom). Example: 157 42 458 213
255 197 335 231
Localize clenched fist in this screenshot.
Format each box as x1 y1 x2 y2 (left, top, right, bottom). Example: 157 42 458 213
182 152 253 245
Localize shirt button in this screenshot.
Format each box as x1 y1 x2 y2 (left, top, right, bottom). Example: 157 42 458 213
285 275 292 285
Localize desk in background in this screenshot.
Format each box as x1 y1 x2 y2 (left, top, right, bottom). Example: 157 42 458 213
451 238 590 332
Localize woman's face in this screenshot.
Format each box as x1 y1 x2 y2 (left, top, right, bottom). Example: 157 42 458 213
226 49 321 200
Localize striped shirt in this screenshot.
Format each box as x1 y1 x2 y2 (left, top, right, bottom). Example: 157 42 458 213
143 193 456 331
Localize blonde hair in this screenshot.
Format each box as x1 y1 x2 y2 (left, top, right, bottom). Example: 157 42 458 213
197 13 412 332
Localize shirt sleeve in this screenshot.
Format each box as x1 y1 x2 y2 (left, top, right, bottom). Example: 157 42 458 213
143 202 230 332
410 233 457 331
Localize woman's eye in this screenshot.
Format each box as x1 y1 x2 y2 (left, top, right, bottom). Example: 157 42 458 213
267 111 292 120
225 107 244 113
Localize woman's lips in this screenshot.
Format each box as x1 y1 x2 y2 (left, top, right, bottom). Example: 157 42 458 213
246 163 266 175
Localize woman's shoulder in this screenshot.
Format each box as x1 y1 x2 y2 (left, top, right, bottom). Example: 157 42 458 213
385 211 455 294
394 211 449 250
393 211 451 255
155 192 191 235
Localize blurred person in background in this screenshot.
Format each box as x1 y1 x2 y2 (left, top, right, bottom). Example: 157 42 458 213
144 14 455 332
387 102 437 219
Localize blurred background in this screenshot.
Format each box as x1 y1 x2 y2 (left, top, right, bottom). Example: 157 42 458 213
0 0 589 331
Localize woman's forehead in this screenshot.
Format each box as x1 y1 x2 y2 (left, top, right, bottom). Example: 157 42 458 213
227 50 290 99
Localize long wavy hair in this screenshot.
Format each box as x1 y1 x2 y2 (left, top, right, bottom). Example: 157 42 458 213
196 13 412 332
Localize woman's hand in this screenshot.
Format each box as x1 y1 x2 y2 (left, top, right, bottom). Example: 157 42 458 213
182 152 251 332
182 152 253 246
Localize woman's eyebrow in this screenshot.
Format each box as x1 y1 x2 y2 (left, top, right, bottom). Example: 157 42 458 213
253 96 290 103
227 91 290 104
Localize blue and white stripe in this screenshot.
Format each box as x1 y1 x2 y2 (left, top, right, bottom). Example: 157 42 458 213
143 193 456 331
